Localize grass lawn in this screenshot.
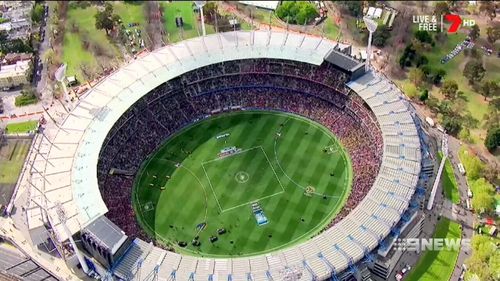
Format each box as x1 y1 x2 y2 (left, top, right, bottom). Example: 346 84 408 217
395 29 499 143
322 17 340 40
0 139 31 184
5 121 38 134
437 152 460 204
405 218 462 281
162 1 215 43
14 92 38 107
113 2 147 50
63 6 121 81
113 2 146 27
133 111 352 257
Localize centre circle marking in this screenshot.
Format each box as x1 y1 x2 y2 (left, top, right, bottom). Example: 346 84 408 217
235 171 250 183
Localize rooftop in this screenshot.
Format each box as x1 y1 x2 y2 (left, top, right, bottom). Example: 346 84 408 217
0 59 30 78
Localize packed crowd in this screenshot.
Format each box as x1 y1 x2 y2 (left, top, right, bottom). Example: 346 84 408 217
97 58 383 244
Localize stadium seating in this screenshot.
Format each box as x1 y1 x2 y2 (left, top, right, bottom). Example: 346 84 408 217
96 59 384 249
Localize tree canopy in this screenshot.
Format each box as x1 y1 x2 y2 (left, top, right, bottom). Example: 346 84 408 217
95 3 121 35
486 25 500 43
484 126 500 152
31 3 45 23
480 80 499 101
463 60 486 84
434 2 450 15
441 80 459 100
275 1 319 25
469 24 480 41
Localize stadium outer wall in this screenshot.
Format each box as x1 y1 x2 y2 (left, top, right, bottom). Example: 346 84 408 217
23 31 421 281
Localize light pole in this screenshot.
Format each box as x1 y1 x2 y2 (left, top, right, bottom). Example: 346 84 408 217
194 1 207 36
54 63 69 103
363 16 378 72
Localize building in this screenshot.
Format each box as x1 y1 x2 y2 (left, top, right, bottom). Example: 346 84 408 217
239 1 280 11
0 59 31 88
3 52 33 65
0 1 34 40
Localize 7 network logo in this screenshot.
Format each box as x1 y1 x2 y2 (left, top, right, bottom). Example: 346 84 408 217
413 14 476 33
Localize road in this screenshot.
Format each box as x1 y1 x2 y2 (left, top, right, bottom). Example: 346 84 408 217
446 136 475 281
35 3 52 105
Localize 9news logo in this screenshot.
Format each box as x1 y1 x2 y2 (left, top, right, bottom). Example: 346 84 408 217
413 14 476 33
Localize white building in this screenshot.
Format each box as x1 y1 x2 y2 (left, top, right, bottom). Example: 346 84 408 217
0 60 32 88
239 1 280 11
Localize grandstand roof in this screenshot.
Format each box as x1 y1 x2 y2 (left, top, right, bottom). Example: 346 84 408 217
20 31 421 280
324 49 364 72
82 215 128 255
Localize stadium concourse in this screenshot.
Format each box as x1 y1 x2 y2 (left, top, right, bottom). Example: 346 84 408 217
10 31 422 281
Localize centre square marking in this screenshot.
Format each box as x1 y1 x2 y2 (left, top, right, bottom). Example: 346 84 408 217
202 146 284 213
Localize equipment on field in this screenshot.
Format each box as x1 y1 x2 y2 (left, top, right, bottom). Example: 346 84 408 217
304 186 315 197
251 202 268 226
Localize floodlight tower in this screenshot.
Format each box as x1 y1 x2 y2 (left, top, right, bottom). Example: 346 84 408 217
55 201 90 274
363 16 378 72
194 1 207 36
54 63 69 103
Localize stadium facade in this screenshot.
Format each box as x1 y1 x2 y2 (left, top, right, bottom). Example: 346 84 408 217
14 31 425 281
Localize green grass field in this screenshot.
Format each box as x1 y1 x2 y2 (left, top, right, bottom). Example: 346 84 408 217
5 121 38 134
63 6 121 81
161 1 215 43
406 218 462 281
0 139 31 184
133 111 352 257
437 152 460 204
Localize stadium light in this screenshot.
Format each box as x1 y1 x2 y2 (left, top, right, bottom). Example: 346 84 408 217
363 16 378 72
54 63 72 109
194 1 207 36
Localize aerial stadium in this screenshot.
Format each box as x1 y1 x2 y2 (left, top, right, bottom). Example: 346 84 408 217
4 27 429 281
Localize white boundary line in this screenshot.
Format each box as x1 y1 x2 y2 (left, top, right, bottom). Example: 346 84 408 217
201 163 223 213
202 145 285 213
259 146 285 192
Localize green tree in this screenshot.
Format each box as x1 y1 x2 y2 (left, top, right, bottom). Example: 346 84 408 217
372 26 391 47
480 80 499 101
442 115 462 135
95 3 121 35
486 26 500 43
275 1 318 25
458 127 473 143
419 89 429 102
441 80 459 100
409 68 425 87
469 24 480 41
431 68 446 84
341 1 362 17
434 2 450 15
31 3 45 23
490 97 500 111
463 60 486 84
484 126 500 152
42 48 55 65
427 96 440 113
414 30 433 44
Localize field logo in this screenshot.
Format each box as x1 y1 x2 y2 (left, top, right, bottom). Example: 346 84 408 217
235 171 249 183
413 14 475 33
395 238 471 252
